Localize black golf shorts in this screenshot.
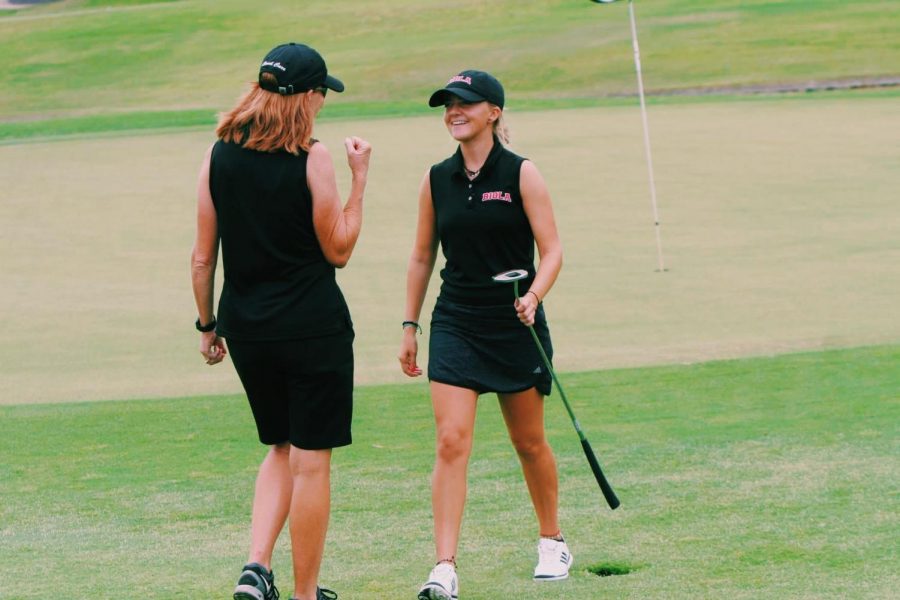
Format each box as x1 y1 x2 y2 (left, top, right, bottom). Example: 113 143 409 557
227 330 354 450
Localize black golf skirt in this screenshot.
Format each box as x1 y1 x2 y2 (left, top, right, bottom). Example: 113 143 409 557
428 296 553 396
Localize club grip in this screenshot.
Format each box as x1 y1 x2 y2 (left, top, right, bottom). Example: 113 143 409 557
581 438 620 510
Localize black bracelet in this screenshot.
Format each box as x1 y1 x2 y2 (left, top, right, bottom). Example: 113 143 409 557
402 320 422 334
195 317 217 332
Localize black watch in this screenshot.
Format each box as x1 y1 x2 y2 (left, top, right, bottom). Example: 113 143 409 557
195 317 217 332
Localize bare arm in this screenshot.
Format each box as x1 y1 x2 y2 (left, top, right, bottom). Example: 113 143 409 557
307 137 372 267
190 145 226 365
516 159 563 326
398 170 439 377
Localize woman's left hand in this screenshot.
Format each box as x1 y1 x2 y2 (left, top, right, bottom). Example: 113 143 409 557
515 292 539 327
200 331 227 366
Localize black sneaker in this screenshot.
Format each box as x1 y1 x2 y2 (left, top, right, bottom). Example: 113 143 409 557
234 562 279 600
289 588 337 600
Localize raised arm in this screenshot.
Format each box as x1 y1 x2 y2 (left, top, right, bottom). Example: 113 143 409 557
307 137 372 267
516 159 563 326
398 170 439 377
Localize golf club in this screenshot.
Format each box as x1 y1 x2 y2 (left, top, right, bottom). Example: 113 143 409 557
591 0 667 272
492 269 620 510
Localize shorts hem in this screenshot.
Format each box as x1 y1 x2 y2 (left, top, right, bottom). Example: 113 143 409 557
290 437 352 451
259 436 290 446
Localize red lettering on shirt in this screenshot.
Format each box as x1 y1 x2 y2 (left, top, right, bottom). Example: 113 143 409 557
481 191 512 203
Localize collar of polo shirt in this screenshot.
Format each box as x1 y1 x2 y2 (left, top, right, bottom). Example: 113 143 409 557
450 135 505 180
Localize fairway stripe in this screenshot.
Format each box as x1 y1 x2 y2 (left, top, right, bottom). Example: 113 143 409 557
0 1 195 24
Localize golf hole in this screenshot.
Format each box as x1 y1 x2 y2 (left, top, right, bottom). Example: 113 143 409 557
587 563 634 577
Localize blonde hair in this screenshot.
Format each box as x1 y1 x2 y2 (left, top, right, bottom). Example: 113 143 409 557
216 73 317 154
492 106 510 145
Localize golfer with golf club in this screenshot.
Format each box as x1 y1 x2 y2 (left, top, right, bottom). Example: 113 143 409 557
398 70 569 599
191 42 370 600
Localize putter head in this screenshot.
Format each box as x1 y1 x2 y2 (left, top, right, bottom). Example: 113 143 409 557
492 269 529 283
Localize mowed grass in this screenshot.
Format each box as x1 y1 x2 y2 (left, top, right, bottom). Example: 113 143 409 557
1 3 897 598
1 345 897 599
1 0 899 137
2 96 898 405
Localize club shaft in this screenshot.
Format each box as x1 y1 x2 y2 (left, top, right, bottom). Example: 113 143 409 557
514 280 584 439
528 323 586 437
514 279 620 509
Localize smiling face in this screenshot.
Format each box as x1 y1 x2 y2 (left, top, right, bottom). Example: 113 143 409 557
443 96 502 143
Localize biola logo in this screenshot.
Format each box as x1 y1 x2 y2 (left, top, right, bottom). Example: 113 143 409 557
448 75 472 85
261 60 287 72
482 191 512 203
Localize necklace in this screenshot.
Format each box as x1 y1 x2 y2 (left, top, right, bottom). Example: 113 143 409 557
464 166 481 179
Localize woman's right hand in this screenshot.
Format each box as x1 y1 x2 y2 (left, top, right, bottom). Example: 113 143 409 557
344 136 371 179
398 331 422 377
199 331 227 366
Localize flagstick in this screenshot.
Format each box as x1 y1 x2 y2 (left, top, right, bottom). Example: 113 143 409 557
627 0 666 271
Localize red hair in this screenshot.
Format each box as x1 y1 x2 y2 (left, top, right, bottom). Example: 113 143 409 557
216 73 316 154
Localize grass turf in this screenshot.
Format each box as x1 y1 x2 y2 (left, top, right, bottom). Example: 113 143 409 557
3 96 898 405
1 3 897 596
1 0 898 138
1 344 897 598
2 86 899 144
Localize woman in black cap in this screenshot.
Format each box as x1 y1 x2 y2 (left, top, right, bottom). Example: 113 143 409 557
398 70 569 599
191 42 370 600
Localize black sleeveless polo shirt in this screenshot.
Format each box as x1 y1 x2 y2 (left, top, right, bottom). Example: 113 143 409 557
430 138 535 305
209 140 351 341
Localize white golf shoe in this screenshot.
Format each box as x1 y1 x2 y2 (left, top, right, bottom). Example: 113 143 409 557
417 562 459 600
533 537 573 581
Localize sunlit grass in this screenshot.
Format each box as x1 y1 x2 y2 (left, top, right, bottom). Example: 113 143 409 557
1 345 897 598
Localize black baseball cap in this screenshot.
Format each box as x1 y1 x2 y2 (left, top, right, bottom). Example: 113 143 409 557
258 43 344 95
428 70 505 109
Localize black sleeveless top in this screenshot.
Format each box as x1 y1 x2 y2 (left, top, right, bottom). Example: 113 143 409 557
209 140 351 341
429 138 535 305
